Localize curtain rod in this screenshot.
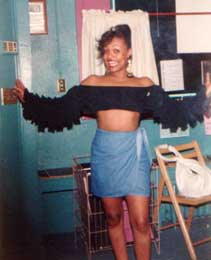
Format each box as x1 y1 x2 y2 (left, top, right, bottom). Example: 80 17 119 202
149 12 211 16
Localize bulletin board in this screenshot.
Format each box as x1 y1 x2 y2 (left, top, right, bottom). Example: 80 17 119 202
115 0 211 91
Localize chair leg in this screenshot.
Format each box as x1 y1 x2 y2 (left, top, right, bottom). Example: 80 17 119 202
170 196 197 260
153 177 164 224
186 207 195 231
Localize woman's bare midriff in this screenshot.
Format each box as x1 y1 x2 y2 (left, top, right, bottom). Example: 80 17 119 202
97 109 141 132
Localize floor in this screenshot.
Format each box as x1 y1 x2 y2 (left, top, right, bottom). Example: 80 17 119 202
44 217 211 260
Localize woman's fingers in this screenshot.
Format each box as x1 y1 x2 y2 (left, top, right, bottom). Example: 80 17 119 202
13 79 26 102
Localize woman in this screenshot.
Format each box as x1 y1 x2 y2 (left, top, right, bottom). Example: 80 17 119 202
15 24 211 260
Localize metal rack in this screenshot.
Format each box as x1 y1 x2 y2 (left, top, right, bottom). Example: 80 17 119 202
73 155 160 260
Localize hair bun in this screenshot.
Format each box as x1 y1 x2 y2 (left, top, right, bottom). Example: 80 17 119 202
111 26 116 32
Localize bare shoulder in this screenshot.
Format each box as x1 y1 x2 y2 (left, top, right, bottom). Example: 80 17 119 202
135 76 154 87
80 75 102 86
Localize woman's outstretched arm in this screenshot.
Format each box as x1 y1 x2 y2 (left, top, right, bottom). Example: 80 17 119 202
14 79 82 132
144 78 211 132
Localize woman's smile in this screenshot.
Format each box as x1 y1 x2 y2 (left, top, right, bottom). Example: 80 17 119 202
103 37 131 73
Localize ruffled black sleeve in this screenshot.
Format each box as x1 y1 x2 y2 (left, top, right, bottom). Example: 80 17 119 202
144 85 211 132
22 86 82 132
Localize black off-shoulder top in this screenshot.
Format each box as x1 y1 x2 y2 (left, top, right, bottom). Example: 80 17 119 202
22 84 211 132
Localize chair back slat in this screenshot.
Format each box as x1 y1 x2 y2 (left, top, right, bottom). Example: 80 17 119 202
156 140 205 170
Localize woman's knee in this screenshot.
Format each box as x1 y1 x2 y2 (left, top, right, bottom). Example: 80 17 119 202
102 197 123 228
106 212 122 228
131 217 149 234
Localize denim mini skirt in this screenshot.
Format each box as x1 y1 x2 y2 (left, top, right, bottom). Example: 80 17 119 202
90 127 152 198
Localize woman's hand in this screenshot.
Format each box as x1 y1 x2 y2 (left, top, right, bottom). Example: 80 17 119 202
205 73 211 97
14 79 26 103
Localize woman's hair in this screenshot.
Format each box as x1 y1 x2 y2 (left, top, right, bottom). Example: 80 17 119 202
97 24 131 59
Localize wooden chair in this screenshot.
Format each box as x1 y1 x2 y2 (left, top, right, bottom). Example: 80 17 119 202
153 140 211 260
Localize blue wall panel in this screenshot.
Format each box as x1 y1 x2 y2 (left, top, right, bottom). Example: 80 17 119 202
12 0 44 256
0 0 25 254
30 0 95 170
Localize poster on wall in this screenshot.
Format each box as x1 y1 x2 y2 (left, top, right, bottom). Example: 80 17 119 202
160 59 184 91
29 0 48 34
201 60 211 85
204 115 211 135
176 0 211 53
160 125 190 138
201 60 211 135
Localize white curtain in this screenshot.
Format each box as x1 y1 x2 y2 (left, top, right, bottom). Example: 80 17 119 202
82 9 159 84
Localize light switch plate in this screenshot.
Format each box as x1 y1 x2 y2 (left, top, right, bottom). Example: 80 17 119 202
57 79 66 92
1 88 17 105
2 41 17 53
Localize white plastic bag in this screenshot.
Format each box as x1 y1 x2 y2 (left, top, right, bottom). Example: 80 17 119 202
157 144 211 198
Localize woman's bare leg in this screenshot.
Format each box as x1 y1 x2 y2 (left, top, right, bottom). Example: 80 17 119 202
102 197 128 260
126 195 151 260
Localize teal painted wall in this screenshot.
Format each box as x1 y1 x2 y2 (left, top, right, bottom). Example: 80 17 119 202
141 120 211 157
0 0 44 256
30 0 96 170
30 0 97 234
0 0 22 253
0 0 44 257
15 0 44 243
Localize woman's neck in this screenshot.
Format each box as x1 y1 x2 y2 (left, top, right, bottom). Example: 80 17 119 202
106 71 131 82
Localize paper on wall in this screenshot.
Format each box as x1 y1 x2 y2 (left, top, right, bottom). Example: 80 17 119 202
160 125 190 138
160 59 184 91
204 115 211 135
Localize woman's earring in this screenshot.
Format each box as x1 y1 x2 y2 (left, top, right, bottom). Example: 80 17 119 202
127 57 133 78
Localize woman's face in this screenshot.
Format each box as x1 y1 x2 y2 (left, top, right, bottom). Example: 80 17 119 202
102 37 132 74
